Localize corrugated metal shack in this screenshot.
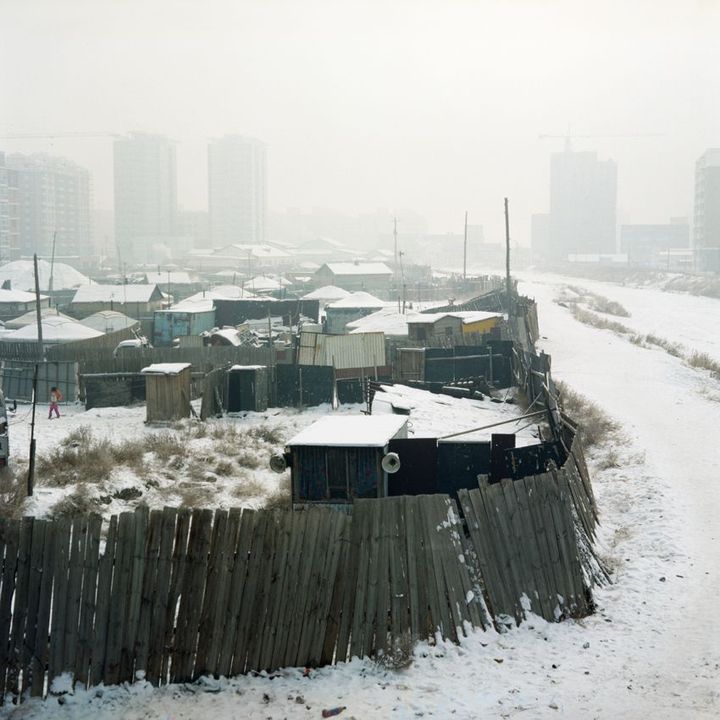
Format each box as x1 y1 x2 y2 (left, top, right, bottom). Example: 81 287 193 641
226 365 268 412
286 415 408 506
297 330 389 377
153 307 216 347
141 362 192 423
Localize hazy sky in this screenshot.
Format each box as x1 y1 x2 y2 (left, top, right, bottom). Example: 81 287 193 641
2 0 719 243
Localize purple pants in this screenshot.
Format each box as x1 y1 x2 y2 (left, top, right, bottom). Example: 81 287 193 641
48 402 60 419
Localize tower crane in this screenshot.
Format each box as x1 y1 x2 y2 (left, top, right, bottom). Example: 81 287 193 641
538 128 663 152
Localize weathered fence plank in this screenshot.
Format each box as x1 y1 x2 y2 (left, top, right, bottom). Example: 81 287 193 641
31 521 56 697
76 514 102 686
48 518 71 688
218 509 256 677
146 507 176 685
22 519 45 698
90 514 117 686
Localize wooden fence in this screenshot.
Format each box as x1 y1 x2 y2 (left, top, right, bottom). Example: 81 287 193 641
0 495 490 704
460 474 591 624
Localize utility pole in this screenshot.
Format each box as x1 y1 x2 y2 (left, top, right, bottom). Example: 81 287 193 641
463 211 468 280
28 253 44 497
33 254 44 356
393 217 400 312
504 198 512 316
48 230 57 305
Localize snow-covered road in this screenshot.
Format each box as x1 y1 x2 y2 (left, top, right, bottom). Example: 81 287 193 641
519 274 720 717
5 273 720 719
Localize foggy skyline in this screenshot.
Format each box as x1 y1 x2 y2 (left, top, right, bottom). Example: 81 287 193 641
2 0 719 244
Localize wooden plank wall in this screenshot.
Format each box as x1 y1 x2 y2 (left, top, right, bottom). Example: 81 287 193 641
458 471 593 625
0 496 489 704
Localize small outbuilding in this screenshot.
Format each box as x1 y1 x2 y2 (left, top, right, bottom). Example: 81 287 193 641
226 365 268 412
141 362 192 423
407 311 503 343
285 415 408 506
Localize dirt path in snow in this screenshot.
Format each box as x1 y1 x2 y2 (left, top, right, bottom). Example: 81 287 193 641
521 275 720 716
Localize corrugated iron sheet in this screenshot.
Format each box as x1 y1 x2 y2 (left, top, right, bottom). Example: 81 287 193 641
297 331 385 370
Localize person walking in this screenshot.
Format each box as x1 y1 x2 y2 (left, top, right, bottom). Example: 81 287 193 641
48 386 62 420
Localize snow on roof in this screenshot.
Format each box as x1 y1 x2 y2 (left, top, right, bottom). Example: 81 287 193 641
320 262 393 276
73 284 161 304
5 307 74 329
301 285 352 301
0 259 92 292
141 362 191 375
80 310 140 333
216 244 290 259
180 287 257 305
229 364 266 371
347 308 418 336
326 291 386 309
208 328 243 346
163 297 216 313
0 315 103 343
247 275 292 292
0 288 48 304
407 310 503 325
287 415 408 448
144 271 195 285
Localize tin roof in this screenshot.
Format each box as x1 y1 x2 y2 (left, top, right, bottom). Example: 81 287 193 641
287 415 407 448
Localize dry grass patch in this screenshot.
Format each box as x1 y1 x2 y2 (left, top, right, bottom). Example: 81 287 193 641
143 432 186 462
687 351 720 379
231 477 267 501
36 426 115 487
569 305 633 335
247 424 283 444
214 460 235 476
644 334 683 358
0 467 28 519
235 450 262 470
264 474 291 510
588 296 630 318
556 381 619 449
49 484 101 519
177 481 215 508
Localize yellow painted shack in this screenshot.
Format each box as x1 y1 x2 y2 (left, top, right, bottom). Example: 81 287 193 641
141 362 192 423
407 311 502 343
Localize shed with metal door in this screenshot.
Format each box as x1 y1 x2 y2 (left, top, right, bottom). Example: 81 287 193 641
141 362 192 423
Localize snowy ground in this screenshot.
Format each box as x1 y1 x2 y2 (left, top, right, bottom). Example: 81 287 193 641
5 383 527 520
5 271 720 718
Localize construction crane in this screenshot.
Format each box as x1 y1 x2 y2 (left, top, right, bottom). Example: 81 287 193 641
539 128 663 153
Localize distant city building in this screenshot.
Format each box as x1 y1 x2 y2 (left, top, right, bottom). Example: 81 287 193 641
534 149 617 260
208 135 266 246
693 149 720 271
114 132 177 265
620 218 690 268
0 152 20 262
176 209 209 249
4 152 91 261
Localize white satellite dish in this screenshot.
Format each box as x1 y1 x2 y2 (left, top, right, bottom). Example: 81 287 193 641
381 452 401 474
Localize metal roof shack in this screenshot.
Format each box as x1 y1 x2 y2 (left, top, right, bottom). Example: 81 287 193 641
286 415 408 506
141 362 192 423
